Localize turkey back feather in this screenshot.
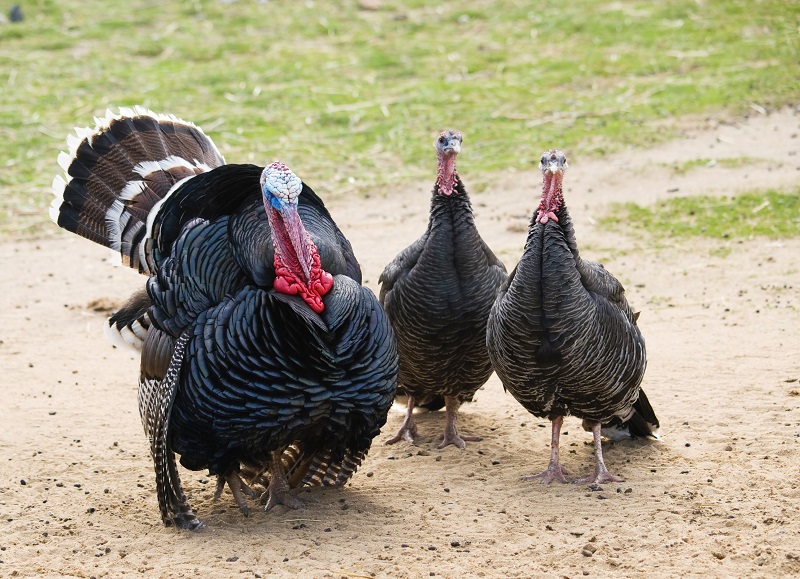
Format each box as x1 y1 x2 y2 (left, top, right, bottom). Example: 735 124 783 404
227 190 362 288
147 216 248 338
142 163 361 284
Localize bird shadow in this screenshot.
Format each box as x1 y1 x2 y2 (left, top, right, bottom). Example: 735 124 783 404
187 479 390 534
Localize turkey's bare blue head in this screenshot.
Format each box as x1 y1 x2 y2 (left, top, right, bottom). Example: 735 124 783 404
260 162 333 313
435 129 462 196
536 149 568 225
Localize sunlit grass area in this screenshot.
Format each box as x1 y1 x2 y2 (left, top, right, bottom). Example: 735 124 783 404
1 0 797 234
606 190 800 240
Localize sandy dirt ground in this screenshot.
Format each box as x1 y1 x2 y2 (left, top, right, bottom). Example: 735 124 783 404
1 108 799 578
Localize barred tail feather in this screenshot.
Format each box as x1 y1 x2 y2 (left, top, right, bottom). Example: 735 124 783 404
140 330 203 529
627 388 661 439
104 287 153 351
51 107 225 275
266 443 368 490
300 448 367 487
602 388 661 441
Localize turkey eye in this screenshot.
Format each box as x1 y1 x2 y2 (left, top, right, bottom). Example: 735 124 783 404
439 136 446 143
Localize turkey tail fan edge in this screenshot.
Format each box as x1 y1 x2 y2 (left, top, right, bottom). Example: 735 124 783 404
50 106 225 274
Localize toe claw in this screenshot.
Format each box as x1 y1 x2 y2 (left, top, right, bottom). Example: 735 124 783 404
522 464 570 484
385 425 417 445
437 433 482 449
264 492 304 512
171 512 205 531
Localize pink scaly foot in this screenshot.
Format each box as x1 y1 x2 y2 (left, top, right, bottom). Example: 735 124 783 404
386 395 419 445
522 416 570 484
573 422 624 485
522 463 571 484
437 396 482 449
263 451 304 512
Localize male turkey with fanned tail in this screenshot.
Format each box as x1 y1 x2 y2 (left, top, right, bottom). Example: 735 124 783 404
51 108 397 529
379 130 507 449
487 149 659 484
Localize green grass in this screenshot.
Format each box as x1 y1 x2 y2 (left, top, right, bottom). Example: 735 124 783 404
1 0 798 234
606 190 800 240
662 156 757 174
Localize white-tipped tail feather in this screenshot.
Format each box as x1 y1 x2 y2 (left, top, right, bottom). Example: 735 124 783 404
103 317 147 351
50 106 226 274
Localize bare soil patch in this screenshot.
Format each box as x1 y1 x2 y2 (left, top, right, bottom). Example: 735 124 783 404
1 108 799 578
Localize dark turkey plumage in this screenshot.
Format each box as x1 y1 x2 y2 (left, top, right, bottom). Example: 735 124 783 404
51 108 397 529
379 130 507 448
486 149 659 484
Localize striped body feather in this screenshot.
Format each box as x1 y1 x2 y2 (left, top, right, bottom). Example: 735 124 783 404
487 203 659 436
139 330 202 529
379 180 507 403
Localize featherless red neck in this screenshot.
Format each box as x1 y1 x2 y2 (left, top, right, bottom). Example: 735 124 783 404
536 149 568 224
434 130 462 196
261 162 333 313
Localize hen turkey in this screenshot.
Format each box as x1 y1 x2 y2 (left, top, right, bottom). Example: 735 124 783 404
379 130 507 448
51 108 398 529
486 149 659 484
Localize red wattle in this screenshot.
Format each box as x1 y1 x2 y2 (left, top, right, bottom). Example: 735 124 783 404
272 243 333 314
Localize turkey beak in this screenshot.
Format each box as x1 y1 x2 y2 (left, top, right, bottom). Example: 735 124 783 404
444 139 461 155
547 162 562 174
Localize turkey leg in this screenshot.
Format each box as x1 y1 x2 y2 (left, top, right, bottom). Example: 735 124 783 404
214 471 255 516
263 451 304 511
385 395 419 444
574 422 624 485
438 396 483 449
522 416 570 483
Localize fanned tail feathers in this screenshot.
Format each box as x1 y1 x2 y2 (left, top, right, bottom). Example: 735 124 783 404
300 448 367 487
240 444 368 493
51 106 225 274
